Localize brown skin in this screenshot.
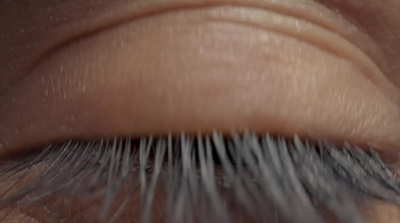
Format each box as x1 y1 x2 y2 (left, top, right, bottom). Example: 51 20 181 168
1 0 400 222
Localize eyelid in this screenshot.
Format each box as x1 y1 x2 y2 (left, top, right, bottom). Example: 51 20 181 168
317 0 400 89
1 1 400 156
0 0 385 95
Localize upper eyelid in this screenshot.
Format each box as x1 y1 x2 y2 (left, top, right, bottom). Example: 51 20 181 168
1 0 362 75
2 0 400 156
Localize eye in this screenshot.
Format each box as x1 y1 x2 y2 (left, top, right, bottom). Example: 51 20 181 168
1 0 400 222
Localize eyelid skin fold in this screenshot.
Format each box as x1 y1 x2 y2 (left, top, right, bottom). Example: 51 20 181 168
1 0 400 156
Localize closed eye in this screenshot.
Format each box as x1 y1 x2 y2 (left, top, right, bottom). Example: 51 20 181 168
1 0 400 223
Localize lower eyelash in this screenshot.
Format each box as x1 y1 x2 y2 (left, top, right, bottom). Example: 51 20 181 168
0 133 399 223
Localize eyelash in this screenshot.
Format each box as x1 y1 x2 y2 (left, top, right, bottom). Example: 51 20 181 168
0 133 399 223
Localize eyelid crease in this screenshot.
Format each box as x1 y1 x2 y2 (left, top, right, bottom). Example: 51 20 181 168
26 1 328 73
205 12 398 105
24 0 379 86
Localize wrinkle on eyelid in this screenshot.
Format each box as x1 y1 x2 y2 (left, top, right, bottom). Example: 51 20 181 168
25 0 365 70
203 7 399 106
0 0 386 95
316 0 400 89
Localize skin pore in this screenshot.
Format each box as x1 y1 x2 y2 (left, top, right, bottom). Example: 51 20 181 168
1 0 400 222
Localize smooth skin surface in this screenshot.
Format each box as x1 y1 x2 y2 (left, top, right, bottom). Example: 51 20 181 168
1 0 400 222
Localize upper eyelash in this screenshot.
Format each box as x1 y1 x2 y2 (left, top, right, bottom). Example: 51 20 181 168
0 133 399 223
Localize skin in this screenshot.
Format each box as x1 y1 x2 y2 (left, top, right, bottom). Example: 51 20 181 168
1 0 400 152
1 0 400 222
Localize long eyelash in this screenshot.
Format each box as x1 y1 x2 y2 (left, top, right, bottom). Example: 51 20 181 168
0 133 399 223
